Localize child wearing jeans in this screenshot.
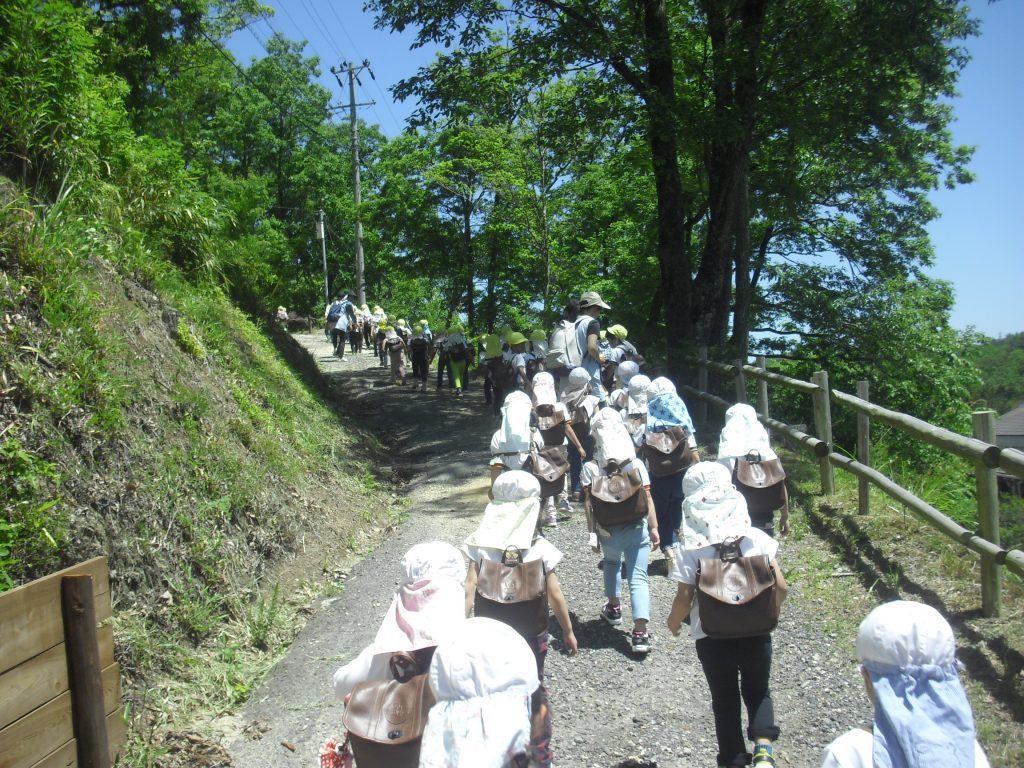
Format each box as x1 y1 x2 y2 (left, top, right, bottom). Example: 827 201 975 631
582 408 659 654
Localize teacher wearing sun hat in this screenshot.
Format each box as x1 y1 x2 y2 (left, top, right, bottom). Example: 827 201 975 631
577 291 610 405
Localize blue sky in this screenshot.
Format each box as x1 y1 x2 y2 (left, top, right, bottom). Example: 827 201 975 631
228 1 1022 339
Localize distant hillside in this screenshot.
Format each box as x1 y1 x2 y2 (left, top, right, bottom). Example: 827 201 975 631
971 332 1024 415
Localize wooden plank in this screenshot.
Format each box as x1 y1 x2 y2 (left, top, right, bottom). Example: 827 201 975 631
0 663 119 768
0 627 114 731
0 558 110 677
832 389 1002 468
26 708 125 768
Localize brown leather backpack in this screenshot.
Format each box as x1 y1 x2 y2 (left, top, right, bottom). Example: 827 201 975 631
343 671 434 768
473 546 549 637
732 450 787 513
589 462 648 526
643 426 694 478
696 537 782 639
570 404 592 442
536 406 567 446
528 443 569 497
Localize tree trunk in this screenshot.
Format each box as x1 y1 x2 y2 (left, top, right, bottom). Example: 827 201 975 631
463 197 474 330
485 192 501 332
641 0 694 378
695 0 767 351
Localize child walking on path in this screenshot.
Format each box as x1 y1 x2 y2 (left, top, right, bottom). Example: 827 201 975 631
532 372 586 527
560 367 599 502
667 461 787 768
583 408 660 654
821 600 991 768
383 325 408 384
419 617 540 768
645 377 701 557
717 403 790 537
331 541 466 702
462 470 578 768
444 324 472 396
408 323 431 390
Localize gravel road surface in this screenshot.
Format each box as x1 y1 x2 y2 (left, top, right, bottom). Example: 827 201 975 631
223 336 872 768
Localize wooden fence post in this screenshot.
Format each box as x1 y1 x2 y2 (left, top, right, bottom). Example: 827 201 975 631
697 346 708 428
811 370 836 494
733 358 747 404
972 410 1002 618
857 381 870 515
756 356 769 423
62 575 111 768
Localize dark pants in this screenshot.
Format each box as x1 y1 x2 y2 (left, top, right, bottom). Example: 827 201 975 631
411 354 428 383
650 470 685 549
749 506 775 539
568 433 594 495
484 370 493 404
435 355 453 388
695 634 780 767
331 328 345 357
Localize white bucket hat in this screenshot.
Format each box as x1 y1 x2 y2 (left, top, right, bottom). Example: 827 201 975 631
680 462 751 548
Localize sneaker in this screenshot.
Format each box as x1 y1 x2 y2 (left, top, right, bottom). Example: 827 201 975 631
542 508 558 528
631 630 651 654
600 602 622 625
557 498 572 515
571 490 582 502
751 744 776 767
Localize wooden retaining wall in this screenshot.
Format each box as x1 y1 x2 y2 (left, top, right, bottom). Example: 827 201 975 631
0 556 124 768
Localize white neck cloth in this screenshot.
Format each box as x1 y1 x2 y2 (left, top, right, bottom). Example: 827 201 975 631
592 407 637 466
680 462 751 548
718 403 776 459
419 618 539 768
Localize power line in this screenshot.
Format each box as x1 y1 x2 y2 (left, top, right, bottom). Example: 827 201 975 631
322 2 405 134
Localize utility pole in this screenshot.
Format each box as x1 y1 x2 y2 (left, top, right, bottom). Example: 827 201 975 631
316 209 328 306
330 61 374 307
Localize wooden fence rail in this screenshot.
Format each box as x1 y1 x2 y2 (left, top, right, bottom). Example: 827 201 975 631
685 350 1024 618
0 557 124 768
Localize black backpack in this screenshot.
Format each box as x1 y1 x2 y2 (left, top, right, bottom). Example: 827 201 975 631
487 356 518 389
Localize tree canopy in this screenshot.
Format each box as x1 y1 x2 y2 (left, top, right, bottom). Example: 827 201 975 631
1 0 1001 437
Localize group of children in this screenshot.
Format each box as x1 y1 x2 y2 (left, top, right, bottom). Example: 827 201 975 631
327 289 990 768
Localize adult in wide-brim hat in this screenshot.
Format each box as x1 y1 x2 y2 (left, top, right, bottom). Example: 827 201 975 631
579 290 610 310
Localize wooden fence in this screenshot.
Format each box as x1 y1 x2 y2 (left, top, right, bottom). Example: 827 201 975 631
0 556 124 768
684 349 1024 618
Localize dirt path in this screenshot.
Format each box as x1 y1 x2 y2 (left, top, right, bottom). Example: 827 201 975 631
222 337 872 768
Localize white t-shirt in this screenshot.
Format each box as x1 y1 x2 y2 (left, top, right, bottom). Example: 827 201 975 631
511 351 536 387
668 528 779 640
580 457 650 488
463 537 563 574
820 727 990 768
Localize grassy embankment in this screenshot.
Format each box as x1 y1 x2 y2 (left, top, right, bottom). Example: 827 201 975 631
0 183 402 764
776 446 1023 767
